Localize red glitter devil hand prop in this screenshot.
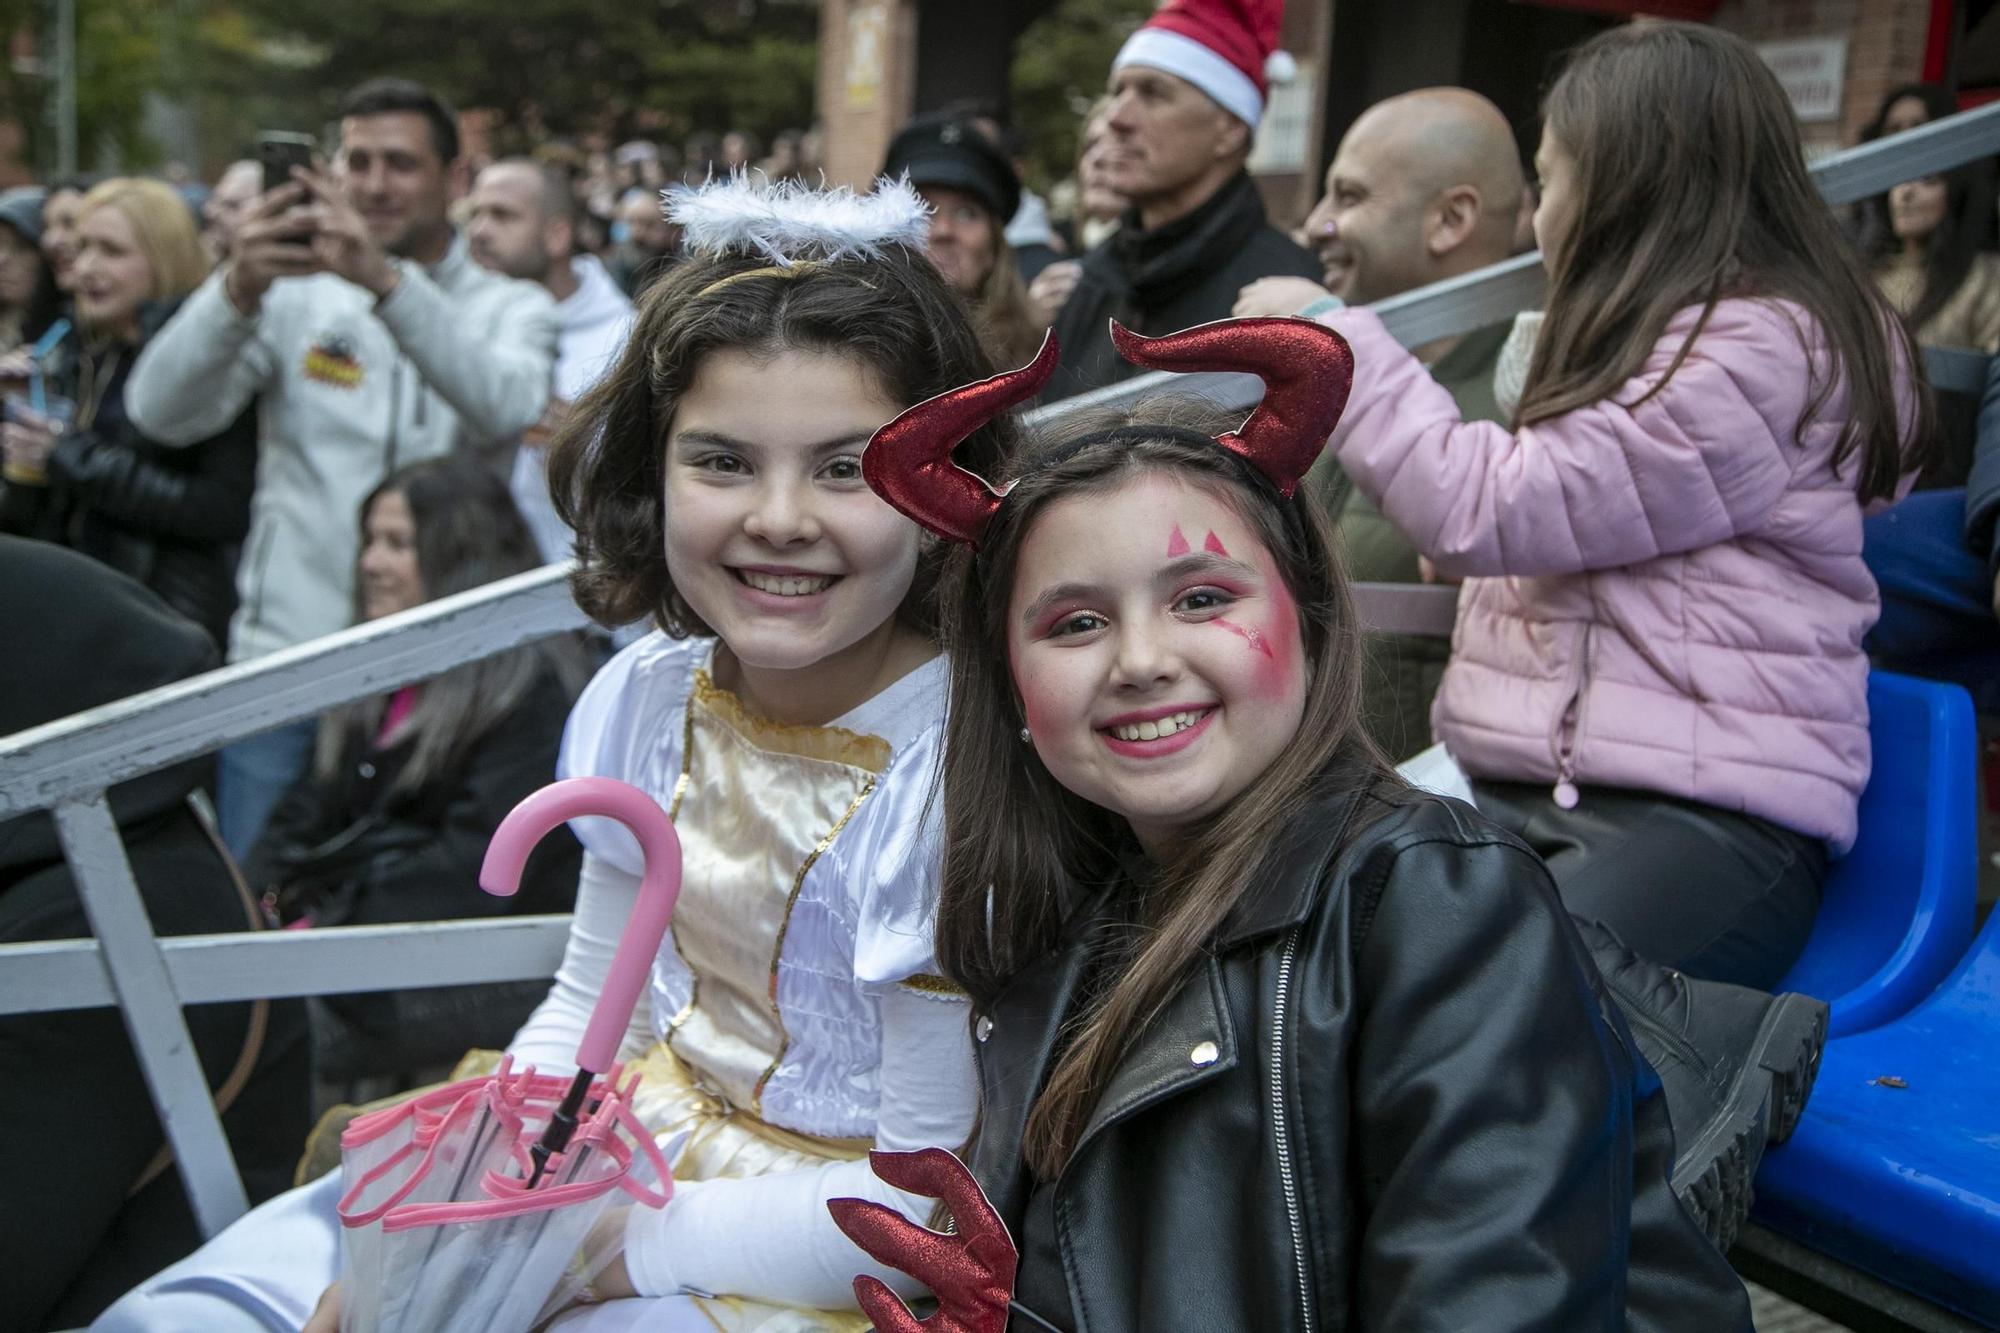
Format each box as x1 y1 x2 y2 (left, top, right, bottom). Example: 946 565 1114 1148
1108 317 1352 498
827 1148 1018 1333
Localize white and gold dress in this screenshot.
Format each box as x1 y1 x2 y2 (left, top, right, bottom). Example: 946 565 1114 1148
93 632 975 1333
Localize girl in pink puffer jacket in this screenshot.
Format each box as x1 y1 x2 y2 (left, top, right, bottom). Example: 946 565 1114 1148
1316 23 1928 990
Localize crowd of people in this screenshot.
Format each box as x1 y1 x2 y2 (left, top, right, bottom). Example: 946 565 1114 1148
0 0 1996 1325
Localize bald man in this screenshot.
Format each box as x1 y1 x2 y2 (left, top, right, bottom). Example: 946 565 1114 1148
1235 88 1528 759
467 159 634 563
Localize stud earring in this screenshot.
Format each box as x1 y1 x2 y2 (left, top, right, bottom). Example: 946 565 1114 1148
1018 727 1032 743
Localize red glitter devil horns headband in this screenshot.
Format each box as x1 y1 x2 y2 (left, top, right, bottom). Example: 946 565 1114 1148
861 331 1058 546
1108 316 1353 500
861 316 1354 546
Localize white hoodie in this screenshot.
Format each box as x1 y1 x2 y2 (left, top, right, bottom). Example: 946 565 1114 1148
126 233 559 661
509 254 635 565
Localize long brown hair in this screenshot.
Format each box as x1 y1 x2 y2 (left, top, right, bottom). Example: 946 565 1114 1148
319 457 592 795
972 224 1048 367
1518 23 1928 503
935 404 1392 1179
547 243 1012 634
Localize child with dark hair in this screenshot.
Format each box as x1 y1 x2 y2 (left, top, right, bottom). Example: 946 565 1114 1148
830 317 1751 1330
101 177 1011 1333
1295 21 1922 1225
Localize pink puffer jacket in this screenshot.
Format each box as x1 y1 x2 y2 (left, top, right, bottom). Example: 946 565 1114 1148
1321 298 1917 852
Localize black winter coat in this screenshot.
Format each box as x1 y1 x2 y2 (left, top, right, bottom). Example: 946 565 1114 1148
245 665 582 929
968 783 1752 1333
1044 171 1321 402
243 663 582 1076
0 538 308 1330
0 302 256 647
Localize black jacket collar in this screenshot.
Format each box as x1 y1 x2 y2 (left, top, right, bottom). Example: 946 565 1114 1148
1107 170 1269 307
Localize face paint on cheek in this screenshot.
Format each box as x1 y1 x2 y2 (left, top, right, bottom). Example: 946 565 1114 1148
1212 616 1273 658
1166 524 1190 558
1252 576 1303 700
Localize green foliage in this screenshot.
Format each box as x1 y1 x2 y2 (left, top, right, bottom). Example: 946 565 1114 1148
224 0 822 151
1009 0 1150 191
0 0 173 172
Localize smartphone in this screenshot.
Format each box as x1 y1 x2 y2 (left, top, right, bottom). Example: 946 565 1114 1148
257 132 317 194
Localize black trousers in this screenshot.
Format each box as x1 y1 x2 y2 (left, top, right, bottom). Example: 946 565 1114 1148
1472 781 1828 992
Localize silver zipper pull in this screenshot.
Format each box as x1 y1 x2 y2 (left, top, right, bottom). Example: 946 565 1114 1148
1552 779 1580 809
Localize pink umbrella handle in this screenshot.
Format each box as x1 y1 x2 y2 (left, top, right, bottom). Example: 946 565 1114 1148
481 777 682 1074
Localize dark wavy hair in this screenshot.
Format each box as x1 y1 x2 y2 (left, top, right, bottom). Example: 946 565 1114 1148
934 403 1393 1179
1518 22 1929 504
547 241 1011 637
316 456 590 795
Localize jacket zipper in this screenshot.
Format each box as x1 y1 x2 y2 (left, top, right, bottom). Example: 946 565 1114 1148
1549 624 1595 808
1271 925 1312 1333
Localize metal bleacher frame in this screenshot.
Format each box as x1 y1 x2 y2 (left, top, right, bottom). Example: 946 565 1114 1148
2 101 1997 1296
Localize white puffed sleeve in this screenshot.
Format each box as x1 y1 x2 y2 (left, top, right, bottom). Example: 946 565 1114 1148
555 632 700 877
505 632 704 1070
840 724 951 991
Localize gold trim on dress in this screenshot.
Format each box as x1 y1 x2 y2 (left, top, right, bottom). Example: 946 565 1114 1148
899 972 968 997
690 669 894 773
662 691 701 1038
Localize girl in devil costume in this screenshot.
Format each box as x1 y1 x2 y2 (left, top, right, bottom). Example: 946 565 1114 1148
99 178 1003 1333
828 318 1756 1331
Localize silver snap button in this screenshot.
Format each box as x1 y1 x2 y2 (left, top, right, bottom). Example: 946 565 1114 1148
1190 1040 1219 1067
358 762 376 779
975 1015 993 1042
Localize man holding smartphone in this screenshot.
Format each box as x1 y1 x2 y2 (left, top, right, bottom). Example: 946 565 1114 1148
124 77 559 855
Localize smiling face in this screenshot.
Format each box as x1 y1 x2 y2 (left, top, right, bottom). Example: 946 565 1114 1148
359 489 425 620
1308 134 1428 304
337 111 454 258
663 344 922 687
72 205 154 337
1007 471 1310 854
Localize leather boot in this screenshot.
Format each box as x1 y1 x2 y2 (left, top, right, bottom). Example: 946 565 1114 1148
1574 918 1827 1252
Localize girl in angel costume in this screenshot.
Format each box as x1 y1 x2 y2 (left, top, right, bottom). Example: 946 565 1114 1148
96 177 1009 1333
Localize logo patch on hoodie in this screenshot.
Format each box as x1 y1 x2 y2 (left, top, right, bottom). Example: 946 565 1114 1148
303 334 364 389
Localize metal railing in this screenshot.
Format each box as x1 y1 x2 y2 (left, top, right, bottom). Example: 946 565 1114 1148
4 101 1997 1239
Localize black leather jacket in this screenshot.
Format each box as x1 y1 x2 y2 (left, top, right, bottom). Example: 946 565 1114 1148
968 783 1751 1332
0 302 255 646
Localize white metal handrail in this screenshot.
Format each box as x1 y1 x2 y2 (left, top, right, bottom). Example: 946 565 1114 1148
6 101 1997 1240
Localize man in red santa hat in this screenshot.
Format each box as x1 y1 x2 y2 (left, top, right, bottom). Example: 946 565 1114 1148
1038 0 1320 400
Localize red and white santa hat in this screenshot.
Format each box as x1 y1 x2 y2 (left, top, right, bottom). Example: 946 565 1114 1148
1112 0 1294 130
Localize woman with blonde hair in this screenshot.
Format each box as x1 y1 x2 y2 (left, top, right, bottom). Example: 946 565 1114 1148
0 177 257 644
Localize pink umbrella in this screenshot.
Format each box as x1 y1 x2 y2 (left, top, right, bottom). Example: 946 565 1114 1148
332 777 683 1333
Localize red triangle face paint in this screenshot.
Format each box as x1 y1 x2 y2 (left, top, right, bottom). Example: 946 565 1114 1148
1166 524 1191 558
1203 531 1229 557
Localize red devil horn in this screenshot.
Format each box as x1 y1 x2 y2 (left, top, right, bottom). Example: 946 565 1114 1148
1108 318 1353 498
862 332 1059 546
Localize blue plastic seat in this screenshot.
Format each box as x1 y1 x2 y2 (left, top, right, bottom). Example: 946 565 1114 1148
1774 671 1978 1037
1753 902 2000 1324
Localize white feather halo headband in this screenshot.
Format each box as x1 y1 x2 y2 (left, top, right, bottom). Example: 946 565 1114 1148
666 173 929 266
